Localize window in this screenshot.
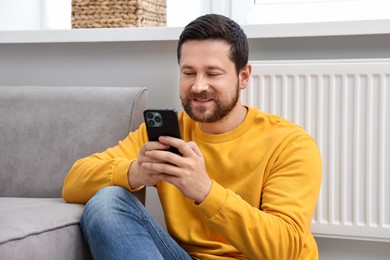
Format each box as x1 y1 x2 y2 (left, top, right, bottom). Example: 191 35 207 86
244 0 390 24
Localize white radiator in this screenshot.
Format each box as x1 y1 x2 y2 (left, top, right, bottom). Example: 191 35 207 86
242 59 390 242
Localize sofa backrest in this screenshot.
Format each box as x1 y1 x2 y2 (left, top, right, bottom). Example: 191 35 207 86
0 86 147 199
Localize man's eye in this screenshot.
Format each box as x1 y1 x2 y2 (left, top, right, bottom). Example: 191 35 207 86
183 71 194 76
208 72 221 77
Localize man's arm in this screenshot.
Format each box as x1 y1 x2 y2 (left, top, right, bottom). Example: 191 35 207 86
62 127 146 204
196 135 322 259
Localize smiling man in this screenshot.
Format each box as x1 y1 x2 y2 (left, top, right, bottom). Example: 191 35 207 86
63 14 322 260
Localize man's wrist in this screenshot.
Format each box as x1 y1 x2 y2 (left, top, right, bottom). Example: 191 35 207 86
194 179 213 205
128 161 143 191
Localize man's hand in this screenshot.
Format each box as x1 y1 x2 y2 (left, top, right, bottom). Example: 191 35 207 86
139 136 212 204
127 141 171 189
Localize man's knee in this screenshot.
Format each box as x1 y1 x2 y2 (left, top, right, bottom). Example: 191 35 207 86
94 185 130 200
81 186 143 223
84 186 134 213
82 187 122 226
80 186 147 236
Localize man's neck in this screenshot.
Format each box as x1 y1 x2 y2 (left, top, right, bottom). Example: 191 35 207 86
197 105 248 134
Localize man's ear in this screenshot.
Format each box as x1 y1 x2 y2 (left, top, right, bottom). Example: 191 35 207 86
238 64 252 90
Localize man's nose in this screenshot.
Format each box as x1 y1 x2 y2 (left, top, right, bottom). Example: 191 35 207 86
192 75 209 93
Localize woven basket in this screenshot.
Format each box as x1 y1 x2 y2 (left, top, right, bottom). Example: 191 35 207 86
72 0 166 28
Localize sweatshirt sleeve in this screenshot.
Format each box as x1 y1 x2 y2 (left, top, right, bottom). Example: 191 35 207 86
195 135 322 260
62 124 148 204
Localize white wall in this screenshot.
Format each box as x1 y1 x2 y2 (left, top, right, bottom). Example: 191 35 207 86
1 34 390 259
0 0 70 30
167 0 210 27
0 0 42 30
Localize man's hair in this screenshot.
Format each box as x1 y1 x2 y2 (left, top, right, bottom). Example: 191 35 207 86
177 14 249 74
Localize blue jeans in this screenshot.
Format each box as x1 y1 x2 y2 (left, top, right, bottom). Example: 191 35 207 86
80 186 193 260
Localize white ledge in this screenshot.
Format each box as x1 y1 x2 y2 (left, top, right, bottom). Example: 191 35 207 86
1 19 390 44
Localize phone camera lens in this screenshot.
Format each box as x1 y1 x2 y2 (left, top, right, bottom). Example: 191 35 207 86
147 120 155 126
154 116 162 123
146 112 154 119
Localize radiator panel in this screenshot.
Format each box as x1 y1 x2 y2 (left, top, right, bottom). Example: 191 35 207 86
241 60 390 242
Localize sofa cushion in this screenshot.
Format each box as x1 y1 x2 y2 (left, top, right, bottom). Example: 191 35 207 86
0 198 91 260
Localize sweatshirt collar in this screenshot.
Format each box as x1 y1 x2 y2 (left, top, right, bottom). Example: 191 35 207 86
193 106 257 143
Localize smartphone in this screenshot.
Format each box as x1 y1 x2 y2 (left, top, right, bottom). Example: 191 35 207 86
143 109 181 155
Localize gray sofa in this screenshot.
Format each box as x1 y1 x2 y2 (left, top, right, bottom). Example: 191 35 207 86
0 86 147 259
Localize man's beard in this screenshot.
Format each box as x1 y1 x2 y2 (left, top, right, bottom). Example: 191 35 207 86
181 84 240 123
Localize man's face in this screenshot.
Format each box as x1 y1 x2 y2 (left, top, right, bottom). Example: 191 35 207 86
179 40 240 123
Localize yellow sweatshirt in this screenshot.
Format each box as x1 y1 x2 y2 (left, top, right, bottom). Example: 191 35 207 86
63 107 322 260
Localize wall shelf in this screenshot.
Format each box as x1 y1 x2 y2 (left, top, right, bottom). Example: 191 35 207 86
1 19 390 44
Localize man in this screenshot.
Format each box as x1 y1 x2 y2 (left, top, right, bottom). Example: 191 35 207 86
63 14 322 259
